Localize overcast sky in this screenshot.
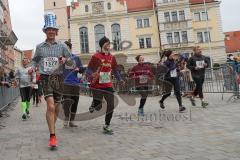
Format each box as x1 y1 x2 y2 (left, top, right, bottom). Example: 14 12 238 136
8 0 240 50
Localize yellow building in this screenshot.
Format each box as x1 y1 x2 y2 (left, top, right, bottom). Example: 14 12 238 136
69 0 160 65
190 0 226 64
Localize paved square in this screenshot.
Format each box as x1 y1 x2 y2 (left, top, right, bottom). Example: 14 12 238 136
0 93 240 160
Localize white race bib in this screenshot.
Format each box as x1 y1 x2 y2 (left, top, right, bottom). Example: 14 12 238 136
139 75 148 84
99 72 111 84
43 57 59 72
170 69 177 77
196 60 205 69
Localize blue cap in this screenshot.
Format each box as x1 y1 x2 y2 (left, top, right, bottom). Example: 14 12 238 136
42 12 59 32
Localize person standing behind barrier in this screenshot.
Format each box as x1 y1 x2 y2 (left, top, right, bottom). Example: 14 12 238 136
187 46 209 108
32 68 40 107
128 55 154 116
15 58 33 120
159 50 186 112
227 54 240 97
87 36 124 135
62 41 85 127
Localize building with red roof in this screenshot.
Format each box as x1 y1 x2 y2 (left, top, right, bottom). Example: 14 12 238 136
224 31 240 55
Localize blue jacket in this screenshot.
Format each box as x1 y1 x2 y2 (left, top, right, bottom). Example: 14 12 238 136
63 54 85 86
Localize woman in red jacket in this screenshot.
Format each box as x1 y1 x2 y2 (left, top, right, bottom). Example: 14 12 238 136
129 55 154 116
86 36 124 135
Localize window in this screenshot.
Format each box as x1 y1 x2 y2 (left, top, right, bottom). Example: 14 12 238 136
167 33 173 44
0 6 3 23
202 11 208 21
163 0 168 3
171 11 178 21
194 12 201 21
137 19 143 28
137 18 150 28
85 5 89 12
164 12 170 22
197 32 204 43
174 32 180 43
179 11 185 21
94 24 105 51
112 24 121 51
107 3 111 10
197 31 211 43
139 38 145 49
53 2 56 7
146 38 152 48
181 31 188 43
144 18 150 27
204 31 211 42
194 11 208 21
79 27 89 54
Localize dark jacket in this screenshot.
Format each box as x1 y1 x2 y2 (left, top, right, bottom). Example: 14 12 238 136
164 59 179 79
187 54 208 78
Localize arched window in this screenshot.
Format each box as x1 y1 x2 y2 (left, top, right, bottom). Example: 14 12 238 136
79 27 89 54
107 3 111 10
111 24 121 51
85 5 89 12
94 24 105 51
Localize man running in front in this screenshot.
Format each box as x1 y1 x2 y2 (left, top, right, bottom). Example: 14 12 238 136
29 12 71 149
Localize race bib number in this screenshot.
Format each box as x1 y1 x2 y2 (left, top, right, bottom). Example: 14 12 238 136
139 75 148 84
196 60 205 68
170 69 177 77
99 72 111 84
43 57 59 72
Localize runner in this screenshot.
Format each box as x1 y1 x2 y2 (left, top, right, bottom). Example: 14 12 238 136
159 50 186 112
15 58 33 120
187 46 209 108
87 36 124 135
62 41 85 127
28 12 71 149
128 55 154 116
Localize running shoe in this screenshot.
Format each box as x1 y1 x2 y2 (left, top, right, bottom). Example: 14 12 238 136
138 108 144 116
69 122 78 127
63 120 68 127
89 104 102 113
26 110 30 119
159 101 165 109
190 97 196 106
179 106 186 112
49 136 57 148
22 114 27 121
89 106 95 113
103 125 114 135
201 101 208 108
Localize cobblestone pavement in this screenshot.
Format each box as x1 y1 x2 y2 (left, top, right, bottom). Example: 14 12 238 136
0 93 240 160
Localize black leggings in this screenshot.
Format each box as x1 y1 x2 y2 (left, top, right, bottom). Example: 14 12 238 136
20 87 32 102
32 88 39 104
63 95 79 121
160 78 182 107
91 88 114 126
136 86 149 109
192 77 204 99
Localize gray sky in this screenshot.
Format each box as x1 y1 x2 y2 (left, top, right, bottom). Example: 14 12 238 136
8 0 240 50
